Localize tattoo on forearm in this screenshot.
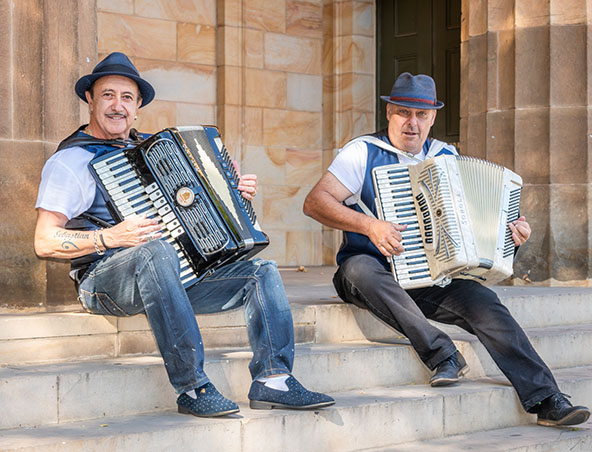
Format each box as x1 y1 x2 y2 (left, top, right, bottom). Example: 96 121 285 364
53 231 89 251
62 241 80 250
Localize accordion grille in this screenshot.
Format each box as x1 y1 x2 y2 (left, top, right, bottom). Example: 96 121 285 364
145 138 229 254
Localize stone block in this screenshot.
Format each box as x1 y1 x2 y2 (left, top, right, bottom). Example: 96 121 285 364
135 59 216 104
245 69 287 109
550 0 587 25
550 24 586 107
0 369 57 429
178 22 216 65
466 112 487 159
42 0 84 143
97 0 134 14
257 229 287 264
0 312 115 340
217 25 240 67
549 184 589 281
488 0 514 31
287 73 322 112
263 109 321 148
176 102 216 126
353 1 374 36
245 0 286 32
98 12 177 61
135 100 177 135
286 0 322 38
0 0 12 140
218 0 241 26
0 141 45 308
460 41 469 118
242 107 263 146
497 29 516 110
513 184 550 282
516 0 549 28
58 359 172 422
549 107 587 184
515 26 550 108
485 110 515 169
322 229 340 265
241 146 286 185
46 260 78 308
334 1 352 37
514 107 550 185
286 148 322 186
135 0 216 26
264 33 322 75
217 65 240 107
285 230 322 265
13 0 43 141
0 335 117 365
262 185 317 230
467 34 487 115
245 28 264 69
468 0 487 36
217 104 241 152
117 331 159 356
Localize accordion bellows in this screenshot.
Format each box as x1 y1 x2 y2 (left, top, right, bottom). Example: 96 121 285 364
372 155 522 289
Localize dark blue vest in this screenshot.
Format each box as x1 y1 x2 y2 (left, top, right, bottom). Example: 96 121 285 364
336 131 455 269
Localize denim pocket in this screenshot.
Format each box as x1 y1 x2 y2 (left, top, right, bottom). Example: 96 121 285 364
79 288 130 316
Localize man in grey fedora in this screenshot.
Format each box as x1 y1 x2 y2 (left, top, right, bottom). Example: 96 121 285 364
303 72 590 426
34 51 334 418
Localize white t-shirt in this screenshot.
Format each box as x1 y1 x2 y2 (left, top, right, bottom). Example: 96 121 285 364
35 146 97 220
328 137 456 205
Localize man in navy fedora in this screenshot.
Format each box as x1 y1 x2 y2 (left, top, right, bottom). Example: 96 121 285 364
34 52 334 418
304 72 590 426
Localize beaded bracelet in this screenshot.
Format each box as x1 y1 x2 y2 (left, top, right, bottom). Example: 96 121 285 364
93 230 105 255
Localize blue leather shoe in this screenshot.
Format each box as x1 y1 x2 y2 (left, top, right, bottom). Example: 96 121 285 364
248 376 335 410
177 382 239 417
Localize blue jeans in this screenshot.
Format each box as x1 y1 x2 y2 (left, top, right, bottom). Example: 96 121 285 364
78 240 295 394
333 254 560 412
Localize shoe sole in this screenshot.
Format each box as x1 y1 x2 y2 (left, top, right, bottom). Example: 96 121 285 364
537 408 591 427
249 399 335 410
430 364 470 387
178 405 240 418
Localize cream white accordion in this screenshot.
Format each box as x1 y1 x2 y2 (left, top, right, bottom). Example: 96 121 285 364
372 155 523 289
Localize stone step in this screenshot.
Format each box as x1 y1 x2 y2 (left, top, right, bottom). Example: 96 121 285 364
355 420 592 452
1 367 590 452
2 285 592 365
2 327 592 430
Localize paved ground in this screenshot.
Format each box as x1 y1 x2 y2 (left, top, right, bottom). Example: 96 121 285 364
279 265 592 306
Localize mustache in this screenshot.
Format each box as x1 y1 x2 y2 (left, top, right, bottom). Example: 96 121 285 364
106 112 128 118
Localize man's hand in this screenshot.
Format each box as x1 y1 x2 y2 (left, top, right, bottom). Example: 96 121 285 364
102 215 162 248
509 216 531 246
232 161 258 201
368 219 407 257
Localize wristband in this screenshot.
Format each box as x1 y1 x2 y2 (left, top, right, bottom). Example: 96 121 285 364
99 231 109 250
93 230 105 255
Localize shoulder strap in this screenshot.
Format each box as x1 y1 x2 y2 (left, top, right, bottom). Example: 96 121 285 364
55 126 145 153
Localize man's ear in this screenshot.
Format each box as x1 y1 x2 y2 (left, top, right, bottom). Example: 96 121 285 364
85 90 93 107
430 109 438 126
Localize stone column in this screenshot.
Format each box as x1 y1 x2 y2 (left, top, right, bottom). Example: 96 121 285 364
0 0 97 310
461 0 590 284
321 0 376 264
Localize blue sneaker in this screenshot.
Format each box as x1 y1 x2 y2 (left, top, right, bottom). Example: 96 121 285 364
177 382 239 417
248 376 335 410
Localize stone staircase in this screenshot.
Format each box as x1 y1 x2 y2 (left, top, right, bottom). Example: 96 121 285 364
1 267 591 451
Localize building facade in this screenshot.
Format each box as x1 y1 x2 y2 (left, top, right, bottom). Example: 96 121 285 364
0 0 590 310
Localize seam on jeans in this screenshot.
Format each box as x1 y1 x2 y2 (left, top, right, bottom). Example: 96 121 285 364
251 260 276 372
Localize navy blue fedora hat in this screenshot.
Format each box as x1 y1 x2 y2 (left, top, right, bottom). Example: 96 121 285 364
380 72 444 110
75 52 155 107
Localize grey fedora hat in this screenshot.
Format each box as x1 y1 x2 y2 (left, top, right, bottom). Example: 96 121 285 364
75 52 155 107
380 72 444 110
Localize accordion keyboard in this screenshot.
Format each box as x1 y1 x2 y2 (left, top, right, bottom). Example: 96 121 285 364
92 150 199 288
373 165 434 288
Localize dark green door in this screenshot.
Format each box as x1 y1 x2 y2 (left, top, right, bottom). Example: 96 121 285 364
377 0 460 145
